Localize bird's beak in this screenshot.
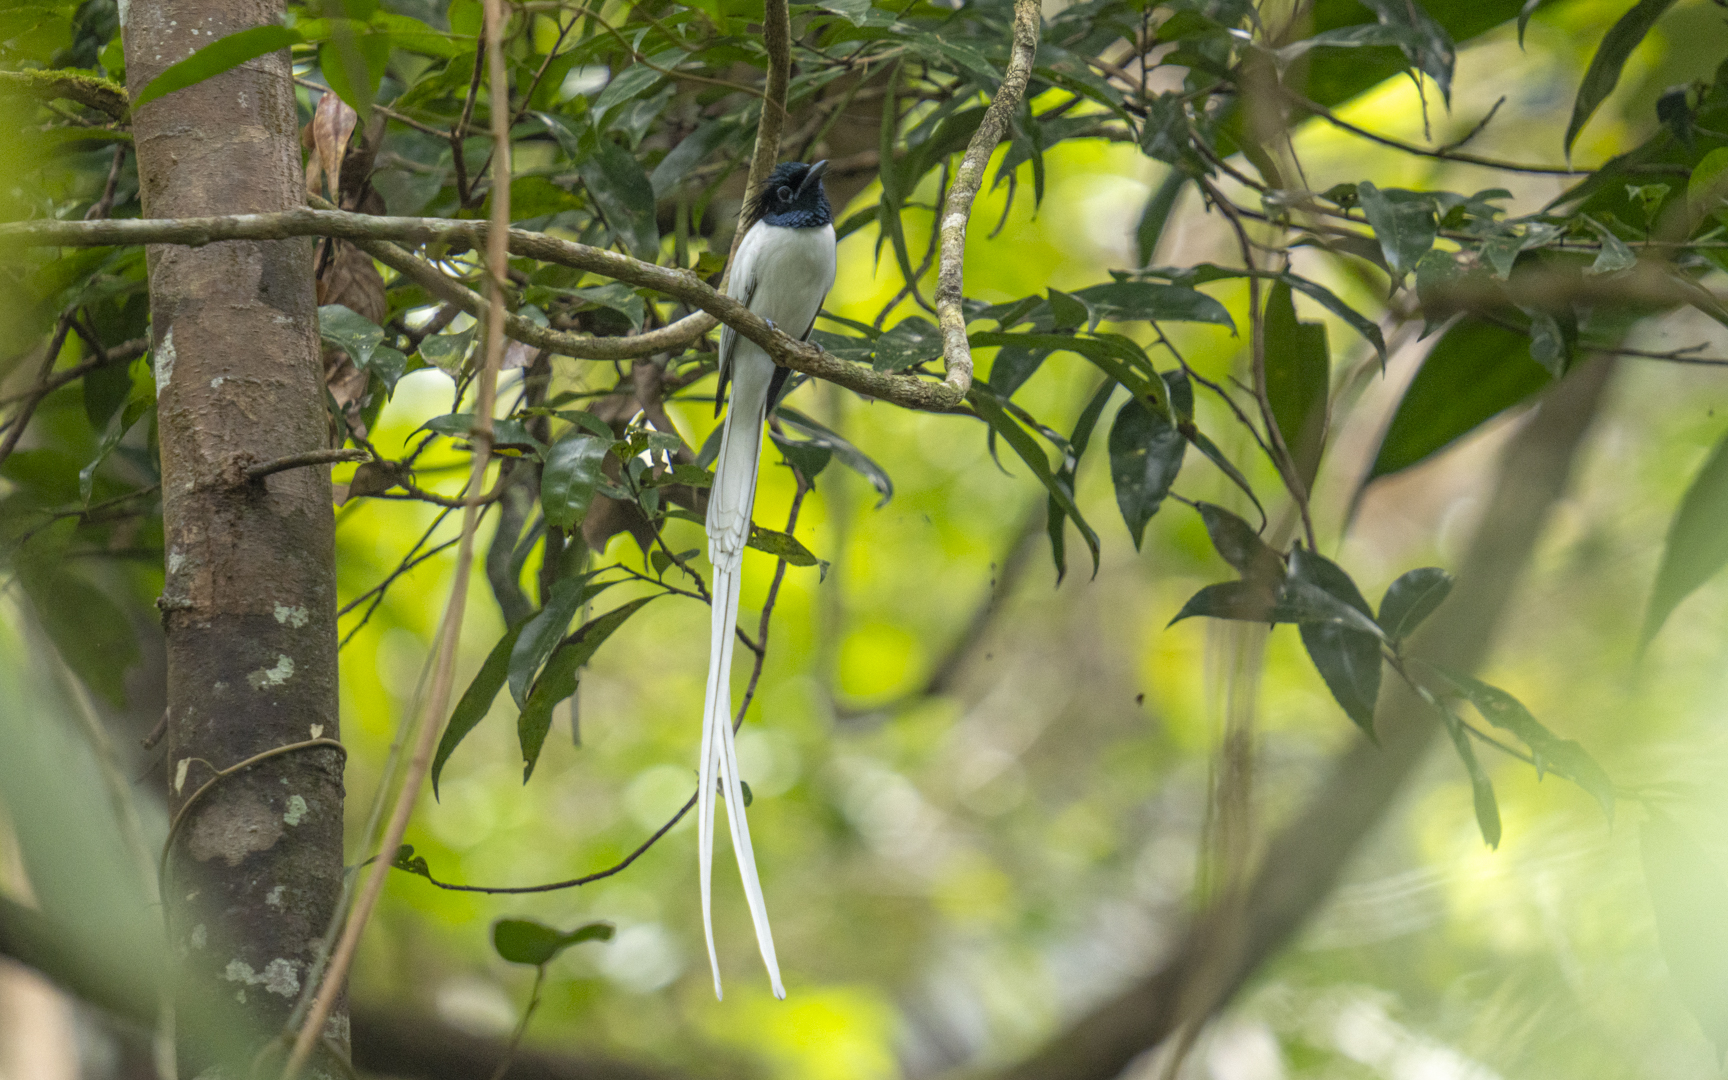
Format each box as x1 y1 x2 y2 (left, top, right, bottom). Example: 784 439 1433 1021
796 159 829 198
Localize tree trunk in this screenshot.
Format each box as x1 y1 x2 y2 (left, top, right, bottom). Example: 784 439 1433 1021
122 0 346 1069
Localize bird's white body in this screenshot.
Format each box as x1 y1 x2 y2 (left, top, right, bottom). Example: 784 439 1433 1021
700 217 836 1000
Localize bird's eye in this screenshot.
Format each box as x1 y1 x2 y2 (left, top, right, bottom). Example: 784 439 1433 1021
776 185 793 202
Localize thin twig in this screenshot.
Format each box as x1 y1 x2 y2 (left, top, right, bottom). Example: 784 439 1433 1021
1285 89 1582 176
245 448 367 481
933 0 1041 403
0 315 76 469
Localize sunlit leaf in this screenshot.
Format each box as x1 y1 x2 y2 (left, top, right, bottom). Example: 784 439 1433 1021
541 432 608 530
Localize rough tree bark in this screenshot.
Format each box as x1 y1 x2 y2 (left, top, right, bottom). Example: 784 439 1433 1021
122 0 346 1068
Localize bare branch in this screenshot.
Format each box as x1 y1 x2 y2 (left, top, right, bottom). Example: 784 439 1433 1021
244 447 367 481
932 0 1041 402
2 207 967 410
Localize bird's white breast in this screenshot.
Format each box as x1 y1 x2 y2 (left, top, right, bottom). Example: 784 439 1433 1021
729 222 837 334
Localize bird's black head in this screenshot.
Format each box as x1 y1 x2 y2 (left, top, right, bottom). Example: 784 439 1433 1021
745 160 832 230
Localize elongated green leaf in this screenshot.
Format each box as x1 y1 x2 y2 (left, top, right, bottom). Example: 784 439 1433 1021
1365 319 1549 484
1108 398 1185 549
1427 665 1614 820
1137 172 1189 266
775 406 893 506
79 395 149 505
1377 566 1453 642
1169 580 1280 625
1565 0 1680 155
432 625 524 798
1438 700 1501 849
972 390 1100 578
1357 182 1436 281
419 413 545 456
1195 502 1282 584
1263 280 1329 496
133 24 303 109
319 304 384 370
1643 427 1728 645
509 578 585 707
968 332 1166 415
1186 429 1266 527
1177 265 1387 363
1048 380 1115 583
874 316 942 371
493 917 614 966
1641 813 1728 1054
541 433 608 530
1073 281 1235 331
1357 0 1455 103
518 598 654 780
747 524 818 566
1289 547 1381 736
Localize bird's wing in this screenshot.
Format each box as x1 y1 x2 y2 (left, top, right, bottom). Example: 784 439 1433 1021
716 222 766 416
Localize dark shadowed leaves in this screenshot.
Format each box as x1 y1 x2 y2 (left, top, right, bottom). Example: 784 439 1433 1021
16 533 138 707
873 316 943 371
1377 567 1453 643
493 918 614 966
1641 426 1728 645
1107 398 1185 549
1290 547 1382 735
1565 0 1681 155
972 389 1100 578
1365 319 1549 484
1357 182 1436 281
1048 381 1115 582
1427 664 1614 819
540 432 609 530
775 406 893 506
1137 171 1189 266
1195 502 1281 584
1641 813 1728 1054
1263 280 1329 496
1356 0 1456 103
432 625 523 798
1073 281 1235 330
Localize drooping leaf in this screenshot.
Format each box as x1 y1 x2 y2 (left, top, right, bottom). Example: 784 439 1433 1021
1643 427 1728 645
518 598 654 780
432 625 524 798
972 389 1100 578
1425 664 1615 819
1438 700 1502 849
1564 0 1681 156
1169 580 1280 625
1356 0 1456 103
133 24 304 109
775 406 893 506
1186 429 1266 528
1377 566 1454 643
1364 319 1549 484
1136 171 1189 266
1262 280 1329 496
1194 501 1282 584
1289 547 1381 736
747 524 818 566
987 346 1051 398
419 414 546 456
770 431 832 483
1357 181 1436 281
1107 398 1185 549
1048 380 1115 583
1583 216 1637 275
493 917 614 966
318 304 385 371
1170 265 1386 363
538 112 659 260
541 432 609 530
508 578 586 708
1641 813 1728 1054
79 394 149 505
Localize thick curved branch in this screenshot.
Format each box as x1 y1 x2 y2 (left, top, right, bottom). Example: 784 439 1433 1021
933 0 1040 401
976 357 1616 1080
0 69 129 119
2 208 966 410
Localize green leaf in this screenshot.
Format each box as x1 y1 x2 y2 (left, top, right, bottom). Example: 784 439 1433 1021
1262 280 1329 496
774 406 893 506
1171 265 1386 363
1136 171 1189 266
967 332 1166 414
1583 216 1637 275
493 918 614 966
419 414 545 456
1356 181 1436 281
518 598 654 780
508 579 586 708
1047 380 1115 583
1377 567 1453 642
1107 397 1185 550
1046 288 1090 330
1426 665 1614 820
1564 0 1680 156
1687 148 1728 222
1186 429 1266 528
1072 281 1235 331
1642 426 1728 645
538 112 659 260
747 524 819 566
1170 580 1281 625
1195 502 1281 584
1357 0 1455 103
319 26 390 117
319 304 385 371
1364 319 1549 484
1290 547 1382 736
79 394 149 505
417 326 475 374
540 433 608 530
432 625 524 798
133 24 303 109
972 389 1100 578
873 316 942 372
1641 813 1728 1054
1438 700 1501 849
770 431 831 483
